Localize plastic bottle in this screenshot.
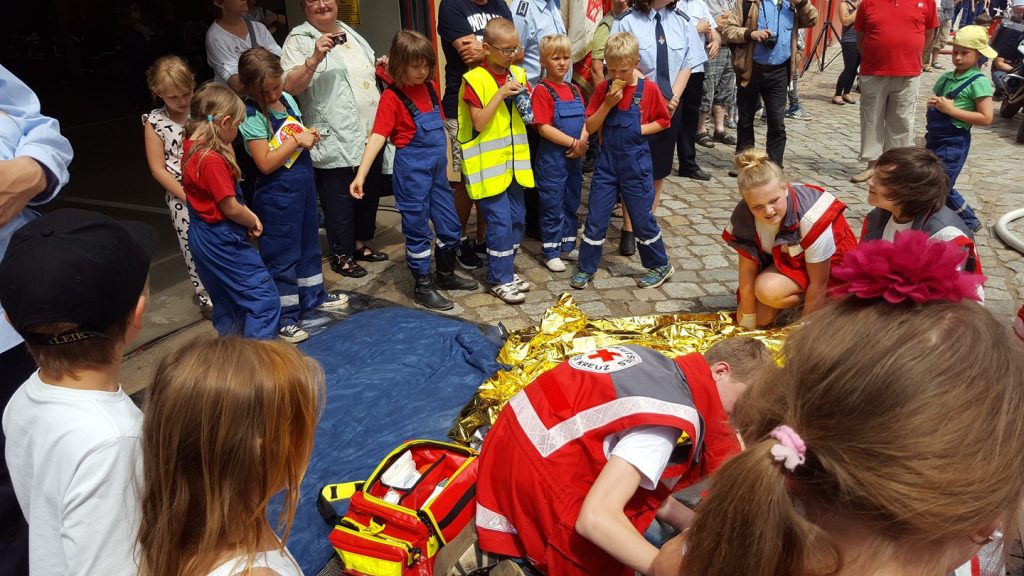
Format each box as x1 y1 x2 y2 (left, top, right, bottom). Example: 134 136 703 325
506 73 534 124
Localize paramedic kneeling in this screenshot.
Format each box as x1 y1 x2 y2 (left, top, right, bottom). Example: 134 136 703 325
474 337 772 576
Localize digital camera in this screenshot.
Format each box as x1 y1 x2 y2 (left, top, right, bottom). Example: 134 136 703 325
762 35 777 50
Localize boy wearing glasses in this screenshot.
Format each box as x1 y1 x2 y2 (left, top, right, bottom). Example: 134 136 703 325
457 18 536 304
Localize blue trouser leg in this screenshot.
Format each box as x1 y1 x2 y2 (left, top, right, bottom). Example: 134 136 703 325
578 167 618 274
189 219 280 339
561 162 582 253
428 164 462 253
479 183 524 285
538 175 567 260
929 131 980 230
254 181 309 327
620 173 668 269
297 183 327 312
393 154 439 275
399 204 433 275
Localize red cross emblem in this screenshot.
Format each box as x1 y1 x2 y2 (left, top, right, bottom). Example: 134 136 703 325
588 349 622 362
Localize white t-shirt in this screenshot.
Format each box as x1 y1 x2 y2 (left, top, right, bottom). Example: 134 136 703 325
205 19 282 84
2 371 143 576
207 546 303 576
755 219 836 264
604 425 680 490
881 217 914 241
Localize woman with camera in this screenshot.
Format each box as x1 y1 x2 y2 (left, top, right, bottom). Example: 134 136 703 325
280 0 388 279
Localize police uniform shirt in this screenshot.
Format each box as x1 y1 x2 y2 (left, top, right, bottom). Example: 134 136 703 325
612 7 708 86
675 0 718 73
512 0 571 85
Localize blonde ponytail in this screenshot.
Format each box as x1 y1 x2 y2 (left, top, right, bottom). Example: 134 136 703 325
734 149 785 195
183 82 246 182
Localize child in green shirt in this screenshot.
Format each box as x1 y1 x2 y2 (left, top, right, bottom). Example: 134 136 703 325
924 24 995 233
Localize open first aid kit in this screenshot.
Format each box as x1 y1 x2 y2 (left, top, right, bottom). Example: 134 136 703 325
318 440 479 576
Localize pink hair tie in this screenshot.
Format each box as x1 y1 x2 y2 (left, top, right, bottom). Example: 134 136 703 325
769 425 806 472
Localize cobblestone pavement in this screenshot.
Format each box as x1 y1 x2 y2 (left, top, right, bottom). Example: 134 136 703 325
328 49 1024 329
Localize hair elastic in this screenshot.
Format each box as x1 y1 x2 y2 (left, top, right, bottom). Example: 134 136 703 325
769 425 806 471
207 114 215 122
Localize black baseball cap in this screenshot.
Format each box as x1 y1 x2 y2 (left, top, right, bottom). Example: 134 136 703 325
0 209 158 346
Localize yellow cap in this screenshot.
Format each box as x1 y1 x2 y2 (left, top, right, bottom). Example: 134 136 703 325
953 25 998 59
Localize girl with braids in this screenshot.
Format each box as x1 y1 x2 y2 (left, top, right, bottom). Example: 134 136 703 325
662 230 1024 576
182 81 279 339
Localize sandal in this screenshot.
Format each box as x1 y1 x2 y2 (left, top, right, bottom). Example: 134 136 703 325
330 255 368 278
696 132 715 148
353 245 388 262
831 96 846 105
842 94 857 104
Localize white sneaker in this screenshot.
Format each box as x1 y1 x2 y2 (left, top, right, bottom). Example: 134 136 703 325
318 292 349 310
560 249 579 262
512 274 531 292
544 258 566 272
278 324 309 343
491 282 526 304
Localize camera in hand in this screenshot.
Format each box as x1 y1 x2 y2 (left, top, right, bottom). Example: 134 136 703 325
331 31 347 46
762 35 777 50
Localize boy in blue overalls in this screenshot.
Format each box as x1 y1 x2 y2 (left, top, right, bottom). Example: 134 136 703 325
924 25 996 233
572 31 674 290
530 34 588 273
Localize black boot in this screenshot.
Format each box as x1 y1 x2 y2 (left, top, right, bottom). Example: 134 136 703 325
413 272 454 310
619 230 636 256
435 249 479 291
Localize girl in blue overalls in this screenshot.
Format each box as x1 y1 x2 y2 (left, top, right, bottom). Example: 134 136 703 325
573 32 674 290
181 82 280 340
351 30 478 310
531 34 588 273
238 48 346 344
924 26 996 233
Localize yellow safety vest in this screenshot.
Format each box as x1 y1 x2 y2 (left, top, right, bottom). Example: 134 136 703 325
457 65 535 200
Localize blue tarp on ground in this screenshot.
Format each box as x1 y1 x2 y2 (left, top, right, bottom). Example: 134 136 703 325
282 306 502 575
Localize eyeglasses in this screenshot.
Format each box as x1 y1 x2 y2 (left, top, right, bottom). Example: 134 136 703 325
305 0 332 6
490 45 524 57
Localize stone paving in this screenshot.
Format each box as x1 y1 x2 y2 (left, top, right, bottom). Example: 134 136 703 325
325 49 1024 329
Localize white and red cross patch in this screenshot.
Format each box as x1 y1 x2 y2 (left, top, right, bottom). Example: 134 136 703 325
568 346 642 373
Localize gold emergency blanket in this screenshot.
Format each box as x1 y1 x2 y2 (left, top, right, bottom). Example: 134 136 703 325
449 294 790 445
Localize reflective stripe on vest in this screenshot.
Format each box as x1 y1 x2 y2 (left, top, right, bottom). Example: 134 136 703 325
457 65 535 200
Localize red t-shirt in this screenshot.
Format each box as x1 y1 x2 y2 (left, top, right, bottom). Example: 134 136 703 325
372 81 445 148
530 79 581 127
586 79 671 128
182 139 238 224
855 0 938 76
462 62 531 108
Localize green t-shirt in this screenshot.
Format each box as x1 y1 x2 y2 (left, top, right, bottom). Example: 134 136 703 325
591 13 617 60
239 92 304 150
931 67 993 130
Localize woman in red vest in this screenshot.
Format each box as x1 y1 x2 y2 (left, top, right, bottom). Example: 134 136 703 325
722 150 857 328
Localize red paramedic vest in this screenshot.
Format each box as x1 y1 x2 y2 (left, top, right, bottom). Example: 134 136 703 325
475 346 740 576
860 206 982 274
722 183 858 291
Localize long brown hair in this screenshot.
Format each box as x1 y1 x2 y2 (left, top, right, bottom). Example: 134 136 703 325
183 81 245 181
682 299 1024 576
137 337 325 576
388 30 437 87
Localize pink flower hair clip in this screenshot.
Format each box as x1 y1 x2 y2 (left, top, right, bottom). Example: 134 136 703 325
829 230 986 305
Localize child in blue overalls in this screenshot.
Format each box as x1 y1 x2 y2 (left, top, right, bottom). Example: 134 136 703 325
238 48 347 343
924 25 996 233
572 32 674 290
531 34 588 273
181 82 279 339
351 30 478 310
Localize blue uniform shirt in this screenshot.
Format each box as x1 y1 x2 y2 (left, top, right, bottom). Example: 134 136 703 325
612 8 707 88
754 0 795 66
512 0 570 85
0 65 74 352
